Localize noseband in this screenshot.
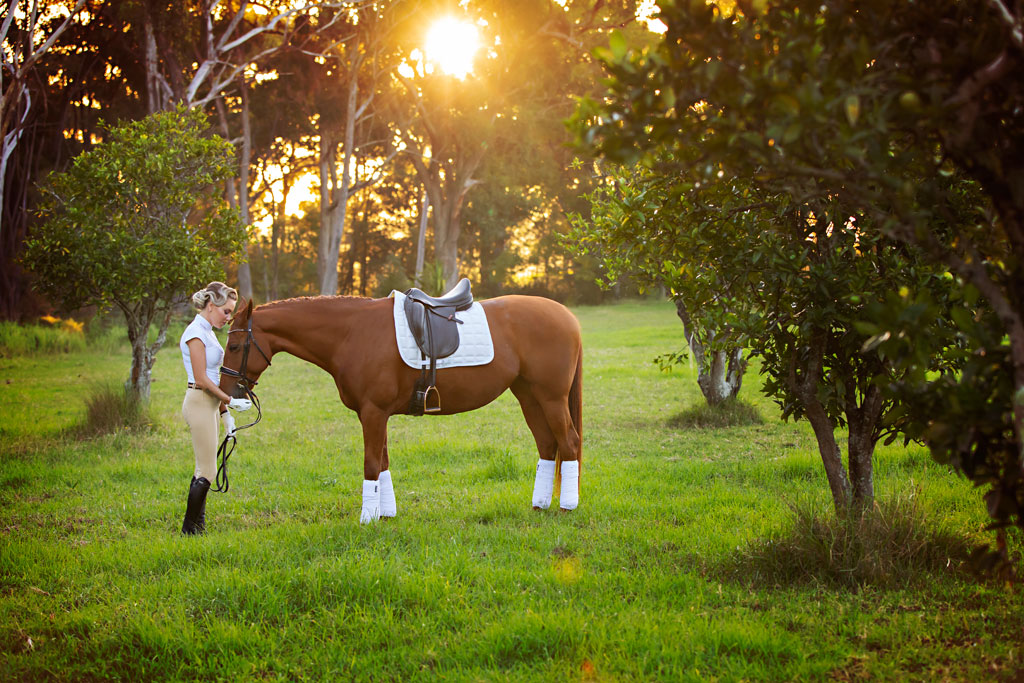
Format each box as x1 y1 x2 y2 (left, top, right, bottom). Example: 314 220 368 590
215 314 272 492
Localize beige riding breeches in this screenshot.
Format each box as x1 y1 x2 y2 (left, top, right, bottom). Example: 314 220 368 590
182 388 220 481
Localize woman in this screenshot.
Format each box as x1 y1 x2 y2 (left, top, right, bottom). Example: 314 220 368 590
179 281 250 535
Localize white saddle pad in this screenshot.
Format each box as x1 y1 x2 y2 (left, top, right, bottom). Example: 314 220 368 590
390 291 494 369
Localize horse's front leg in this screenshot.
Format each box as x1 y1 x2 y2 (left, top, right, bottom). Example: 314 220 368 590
358 407 393 524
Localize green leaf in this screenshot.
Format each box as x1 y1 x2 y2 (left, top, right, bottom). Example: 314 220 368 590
949 306 973 332
609 30 627 61
844 95 861 126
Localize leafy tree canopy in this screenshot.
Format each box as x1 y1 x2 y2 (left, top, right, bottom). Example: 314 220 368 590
568 0 998 513
23 105 245 399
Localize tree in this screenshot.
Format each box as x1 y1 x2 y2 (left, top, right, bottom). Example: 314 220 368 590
22 106 245 401
0 0 85 234
0 0 89 319
568 161 746 405
576 0 1024 536
570 9 977 510
130 0 368 299
391 0 645 291
312 2 400 296
570 150 956 509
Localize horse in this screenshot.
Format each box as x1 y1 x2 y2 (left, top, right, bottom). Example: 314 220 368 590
217 291 583 523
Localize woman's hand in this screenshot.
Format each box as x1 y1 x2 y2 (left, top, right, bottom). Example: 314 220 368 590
221 411 237 436
228 398 252 411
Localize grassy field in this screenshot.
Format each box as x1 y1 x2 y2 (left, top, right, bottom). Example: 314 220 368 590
1 300 1021 681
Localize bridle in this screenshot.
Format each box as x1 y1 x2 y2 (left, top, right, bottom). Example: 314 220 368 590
214 312 272 492
220 313 272 404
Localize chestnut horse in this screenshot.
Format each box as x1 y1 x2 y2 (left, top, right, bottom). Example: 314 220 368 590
217 293 582 523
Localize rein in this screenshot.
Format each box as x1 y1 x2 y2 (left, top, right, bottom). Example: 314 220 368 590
214 314 271 493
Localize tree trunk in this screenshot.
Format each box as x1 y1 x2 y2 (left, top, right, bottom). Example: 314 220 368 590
789 332 852 511
125 310 154 402
437 231 459 293
234 83 254 300
414 189 429 288
848 423 875 506
805 394 853 511
317 129 333 293
318 65 361 296
404 137 485 292
673 298 745 405
429 176 480 292
143 11 165 114
699 349 745 405
123 301 175 404
847 382 883 507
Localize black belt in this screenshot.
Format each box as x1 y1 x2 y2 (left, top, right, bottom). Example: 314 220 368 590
187 382 202 389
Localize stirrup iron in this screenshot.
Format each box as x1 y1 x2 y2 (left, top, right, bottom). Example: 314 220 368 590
423 385 441 413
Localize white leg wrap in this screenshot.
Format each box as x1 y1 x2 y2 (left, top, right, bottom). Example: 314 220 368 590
559 460 579 511
532 459 556 509
360 479 380 524
379 470 396 518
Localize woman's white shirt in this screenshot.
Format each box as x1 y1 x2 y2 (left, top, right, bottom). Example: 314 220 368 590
180 314 223 384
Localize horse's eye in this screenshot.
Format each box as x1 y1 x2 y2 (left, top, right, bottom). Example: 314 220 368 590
228 344 240 352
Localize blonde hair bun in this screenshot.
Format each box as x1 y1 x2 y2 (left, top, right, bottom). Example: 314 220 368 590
192 281 238 310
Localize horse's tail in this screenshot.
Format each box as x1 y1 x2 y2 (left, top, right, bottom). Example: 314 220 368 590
556 342 584 489
570 343 583 481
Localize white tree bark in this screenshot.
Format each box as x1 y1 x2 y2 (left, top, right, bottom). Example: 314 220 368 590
0 0 86 236
414 189 429 287
674 298 745 405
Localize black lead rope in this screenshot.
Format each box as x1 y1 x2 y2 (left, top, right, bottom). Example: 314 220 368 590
213 389 262 493
214 433 237 493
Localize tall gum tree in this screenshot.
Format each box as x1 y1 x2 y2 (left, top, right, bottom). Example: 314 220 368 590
313 3 401 296
133 0 367 300
390 0 644 292
0 0 86 319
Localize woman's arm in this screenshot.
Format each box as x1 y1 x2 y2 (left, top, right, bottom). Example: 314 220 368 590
186 338 231 407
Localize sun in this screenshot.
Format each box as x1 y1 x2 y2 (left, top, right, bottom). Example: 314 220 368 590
424 17 480 79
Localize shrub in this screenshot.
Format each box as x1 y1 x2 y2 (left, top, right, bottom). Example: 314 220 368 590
729 490 975 588
73 382 153 437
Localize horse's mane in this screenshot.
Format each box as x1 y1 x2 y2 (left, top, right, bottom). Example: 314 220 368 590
254 294 376 311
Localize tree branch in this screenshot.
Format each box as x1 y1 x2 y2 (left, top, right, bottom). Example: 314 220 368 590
987 0 1024 49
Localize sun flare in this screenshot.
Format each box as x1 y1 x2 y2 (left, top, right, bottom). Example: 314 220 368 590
424 17 480 79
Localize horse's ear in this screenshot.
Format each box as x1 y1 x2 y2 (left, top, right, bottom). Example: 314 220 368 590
245 298 254 317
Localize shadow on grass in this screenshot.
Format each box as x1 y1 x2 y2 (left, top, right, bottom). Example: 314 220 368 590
716 490 978 589
667 399 763 430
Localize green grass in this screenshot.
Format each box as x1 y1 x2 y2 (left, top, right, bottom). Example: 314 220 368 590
0 320 87 357
1 299 1021 681
668 397 764 429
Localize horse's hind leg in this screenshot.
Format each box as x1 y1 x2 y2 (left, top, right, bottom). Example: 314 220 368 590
379 435 396 518
512 379 558 510
534 390 581 512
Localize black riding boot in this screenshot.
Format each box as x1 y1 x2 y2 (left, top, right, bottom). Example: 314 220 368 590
181 476 211 535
